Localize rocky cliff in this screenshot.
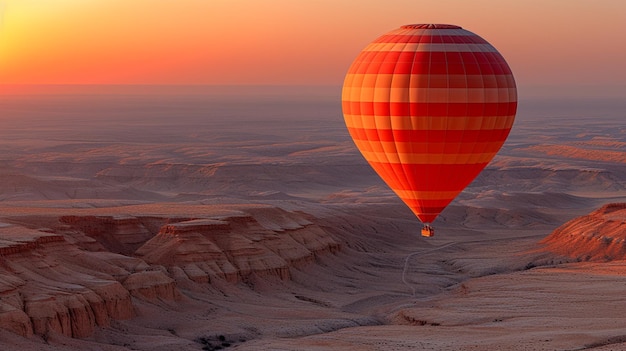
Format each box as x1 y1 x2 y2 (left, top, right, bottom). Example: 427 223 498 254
0 225 138 338
136 208 340 284
0 205 340 339
541 203 626 261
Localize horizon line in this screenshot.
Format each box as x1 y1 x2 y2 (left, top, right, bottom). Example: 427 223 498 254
0 84 343 96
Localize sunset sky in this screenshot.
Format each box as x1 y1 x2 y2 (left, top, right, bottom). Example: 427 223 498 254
0 0 625 97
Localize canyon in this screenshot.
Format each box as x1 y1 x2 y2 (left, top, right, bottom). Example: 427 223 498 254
1 91 625 350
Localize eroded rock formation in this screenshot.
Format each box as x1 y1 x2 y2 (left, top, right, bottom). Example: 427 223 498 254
0 205 340 339
0 226 137 338
541 203 626 261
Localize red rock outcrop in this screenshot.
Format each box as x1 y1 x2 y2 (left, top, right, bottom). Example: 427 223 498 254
541 203 626 261
59 215 157 254
122 270 180 300
135 219 238 283
135 207 340 284
1 225 150 338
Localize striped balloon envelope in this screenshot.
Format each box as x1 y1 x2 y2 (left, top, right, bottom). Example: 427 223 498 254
342 24 517 234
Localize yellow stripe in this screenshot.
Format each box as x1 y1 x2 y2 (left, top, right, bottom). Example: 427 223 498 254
360 150 497 164
344 114 515 131
342 86 516 103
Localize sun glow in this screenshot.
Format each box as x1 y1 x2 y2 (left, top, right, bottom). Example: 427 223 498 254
0 0 625 91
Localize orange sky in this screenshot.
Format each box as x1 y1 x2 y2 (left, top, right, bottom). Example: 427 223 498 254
1 0 625 97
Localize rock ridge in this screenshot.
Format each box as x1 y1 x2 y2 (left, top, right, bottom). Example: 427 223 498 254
0 205 341 339
541 202 626 261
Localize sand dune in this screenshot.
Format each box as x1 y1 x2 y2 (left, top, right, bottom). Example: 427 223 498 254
1 91 626 350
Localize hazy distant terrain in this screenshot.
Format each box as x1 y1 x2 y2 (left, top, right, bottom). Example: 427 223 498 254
1 87 625 350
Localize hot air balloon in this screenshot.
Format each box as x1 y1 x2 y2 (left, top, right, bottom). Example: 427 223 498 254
342 24 517 237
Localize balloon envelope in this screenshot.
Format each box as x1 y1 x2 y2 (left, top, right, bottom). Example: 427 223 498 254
342 24 517 224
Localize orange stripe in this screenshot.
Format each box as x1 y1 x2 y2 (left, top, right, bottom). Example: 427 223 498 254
346 127 510 142
392 189 461 200
351 139 506 154
343 74 516 90
374 33 485 44
359 150 497 164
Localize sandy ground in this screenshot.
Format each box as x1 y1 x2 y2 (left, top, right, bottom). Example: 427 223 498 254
0 90 625 350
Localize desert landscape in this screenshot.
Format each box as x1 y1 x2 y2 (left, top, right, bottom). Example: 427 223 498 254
1 87 626 350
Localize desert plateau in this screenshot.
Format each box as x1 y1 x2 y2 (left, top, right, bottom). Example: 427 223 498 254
1 87 626 351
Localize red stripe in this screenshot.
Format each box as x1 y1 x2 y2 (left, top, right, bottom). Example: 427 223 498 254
348 52 512 75
369 162 488 191
405 201 453 211
373 34 489 44
407 203 454 223
342 101 517 118
347 127 509 143
416 213 439 223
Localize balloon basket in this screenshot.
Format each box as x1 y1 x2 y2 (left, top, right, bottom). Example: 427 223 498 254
421 224 435 237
